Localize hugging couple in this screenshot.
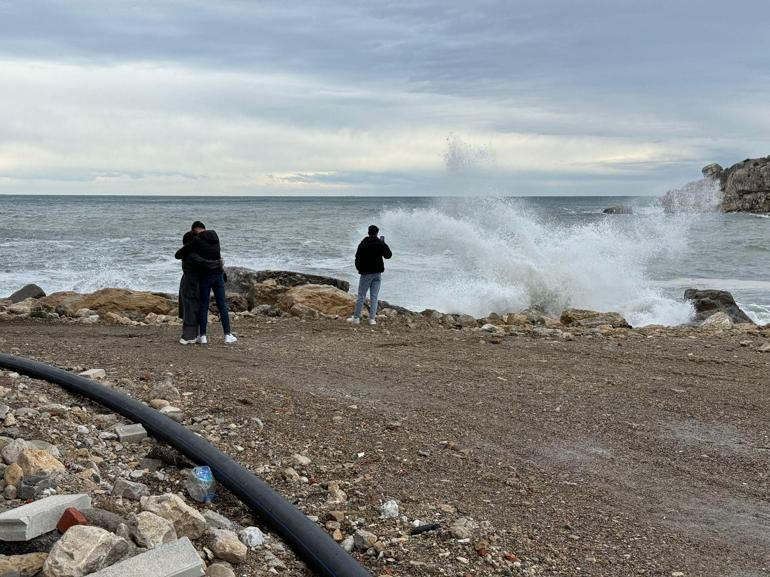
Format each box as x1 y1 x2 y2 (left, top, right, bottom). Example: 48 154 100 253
175 220 237 345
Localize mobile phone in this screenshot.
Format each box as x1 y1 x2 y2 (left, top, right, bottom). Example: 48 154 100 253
380 235 385 241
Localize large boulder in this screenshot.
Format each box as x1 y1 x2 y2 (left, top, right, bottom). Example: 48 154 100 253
8 284 46 303
277 284 356 317
684 289 754 325
40 289 174 320
560 308 631 328
224 267 350 294
719 156 770 213
602 206 633 215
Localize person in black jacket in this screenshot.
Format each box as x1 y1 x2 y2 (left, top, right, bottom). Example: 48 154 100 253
175 221 237 344
177 230 223 344
347 224 392 325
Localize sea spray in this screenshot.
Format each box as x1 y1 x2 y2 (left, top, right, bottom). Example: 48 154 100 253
377 198 695 326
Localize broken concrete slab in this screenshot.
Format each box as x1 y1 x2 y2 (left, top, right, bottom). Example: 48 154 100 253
115 423 147 443
0 494 92 541
88 537 205 577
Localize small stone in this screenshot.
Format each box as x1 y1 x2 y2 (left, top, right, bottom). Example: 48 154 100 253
0 552 48 577
19 475 56 500
17 448 65 477
206 563 236 577
2 438 33 465
158 406 184 421
380 500 399 519
449 517 478 539
291 453 312 467
353 529 378 551
149 378 181 401
203 510 238 531
129 511 177 549
4 462 23 486
79 368 107 380
758 342 770 352
112 478 149 500
238 526 265 548
209 528 248 564
4 483 17 499
140 493 207 539
149 399 170 409
341 535 354 552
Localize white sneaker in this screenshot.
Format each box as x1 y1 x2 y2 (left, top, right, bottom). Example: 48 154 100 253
224 334 238 344
346 316 361 325
198 335 208 345
179 337 198 345
368 319 377 325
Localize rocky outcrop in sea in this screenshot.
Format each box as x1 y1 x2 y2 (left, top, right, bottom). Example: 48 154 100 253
661 156 770 213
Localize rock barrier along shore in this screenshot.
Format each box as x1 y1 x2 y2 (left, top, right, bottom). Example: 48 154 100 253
2 268 766 338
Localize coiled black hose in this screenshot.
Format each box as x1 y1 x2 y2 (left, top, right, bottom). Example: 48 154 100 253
0 353 372 577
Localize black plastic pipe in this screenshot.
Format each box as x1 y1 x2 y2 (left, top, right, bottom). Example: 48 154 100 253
0 353 372 577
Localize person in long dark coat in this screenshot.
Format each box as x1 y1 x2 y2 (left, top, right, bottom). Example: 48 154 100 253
177 230 222 344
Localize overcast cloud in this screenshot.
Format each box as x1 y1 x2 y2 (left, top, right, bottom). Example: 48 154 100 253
1 0 769 195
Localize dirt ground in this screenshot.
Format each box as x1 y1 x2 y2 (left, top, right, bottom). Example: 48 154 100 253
1 316 769 577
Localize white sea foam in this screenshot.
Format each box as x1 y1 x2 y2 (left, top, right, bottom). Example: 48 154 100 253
378 198 695 326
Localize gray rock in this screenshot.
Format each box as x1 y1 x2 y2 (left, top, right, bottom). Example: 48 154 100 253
112 478 149 500
720 156 770 213
208 529 247 564
140 494 207 540
149 378 181 402
238 526 264 548
43 525 131 577
81 508 127 533
206 563 235 577
203 510 238 531
129 511 177 549
684 288 754 325
449 517 477 539
352 529 377 551
19 475 56 500
8 284 46 303
2 439 33 465
115 424 147 443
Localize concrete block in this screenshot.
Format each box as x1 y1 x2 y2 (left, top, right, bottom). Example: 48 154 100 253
115 423 147 443
0 494 92 541
88 537 204 577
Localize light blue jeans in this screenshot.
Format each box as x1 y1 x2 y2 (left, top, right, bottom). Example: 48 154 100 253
354 273 381 319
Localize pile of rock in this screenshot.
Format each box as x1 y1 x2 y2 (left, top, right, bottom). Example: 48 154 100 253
0 370 287 577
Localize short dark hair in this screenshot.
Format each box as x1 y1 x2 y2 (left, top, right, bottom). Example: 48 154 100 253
182 231 195 244
191 221 205 230
368 224 379 236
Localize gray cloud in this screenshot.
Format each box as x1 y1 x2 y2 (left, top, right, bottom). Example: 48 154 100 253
0 0 769 195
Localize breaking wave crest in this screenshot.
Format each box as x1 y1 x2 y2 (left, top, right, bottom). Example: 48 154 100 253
379 198 695 326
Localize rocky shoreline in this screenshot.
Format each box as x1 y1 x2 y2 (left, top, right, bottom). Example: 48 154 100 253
1 271 769 576
2 268 765 337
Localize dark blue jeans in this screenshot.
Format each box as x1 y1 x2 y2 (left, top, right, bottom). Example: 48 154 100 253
199 273 231 335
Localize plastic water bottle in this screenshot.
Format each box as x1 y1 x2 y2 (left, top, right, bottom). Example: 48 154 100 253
184 466 216 503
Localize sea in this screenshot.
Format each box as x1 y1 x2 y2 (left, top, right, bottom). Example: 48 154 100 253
1 193 768 326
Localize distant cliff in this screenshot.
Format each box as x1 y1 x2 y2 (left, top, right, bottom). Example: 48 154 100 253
716 156 770 213
660 157 770 213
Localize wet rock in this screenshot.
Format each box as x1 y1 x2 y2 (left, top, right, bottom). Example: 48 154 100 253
684 289 754 325
42 525 131 577
720 156 770 213
8 284 46 303
208 529 248 564
602 206 633 214
140 493 207 539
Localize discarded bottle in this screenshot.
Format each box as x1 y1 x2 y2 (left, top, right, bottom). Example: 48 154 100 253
184 466 216 503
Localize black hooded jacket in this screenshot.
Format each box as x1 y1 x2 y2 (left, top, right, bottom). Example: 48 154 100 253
178 232 222 274
355 236 392 274
175 230 222 261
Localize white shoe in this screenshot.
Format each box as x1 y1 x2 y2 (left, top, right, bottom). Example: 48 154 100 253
224 334 238 344
198 335 208 345
368 319 377 325
346 317 361 325
179 337 198 345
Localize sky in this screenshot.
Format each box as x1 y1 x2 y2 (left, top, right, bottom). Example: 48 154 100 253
0 0 769 196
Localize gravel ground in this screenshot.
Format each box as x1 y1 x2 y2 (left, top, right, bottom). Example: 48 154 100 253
1 315 769 577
